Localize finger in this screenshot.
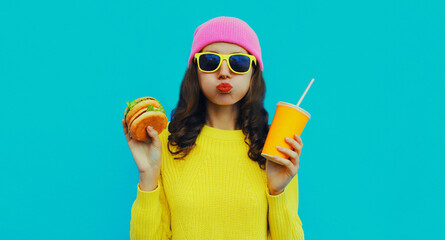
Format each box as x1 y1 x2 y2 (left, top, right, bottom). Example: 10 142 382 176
285 137 302 156
270 155 297 175
294 134 303 146
122 119 127 133
265 155 287 166
122 119 131 142
276 146 299 165
146 126 162 149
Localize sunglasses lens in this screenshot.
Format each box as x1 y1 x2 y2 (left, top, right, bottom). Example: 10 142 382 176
199 54 220 71
229 55 251 73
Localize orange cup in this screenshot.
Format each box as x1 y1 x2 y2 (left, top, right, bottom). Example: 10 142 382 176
261 102 311 162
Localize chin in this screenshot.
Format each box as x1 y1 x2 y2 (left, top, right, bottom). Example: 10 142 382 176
211 95 242 106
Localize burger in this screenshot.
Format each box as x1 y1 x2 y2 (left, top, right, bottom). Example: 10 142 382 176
124 96 168 142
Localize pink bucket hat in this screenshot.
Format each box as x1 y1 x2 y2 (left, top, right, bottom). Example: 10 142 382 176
188 16 263 71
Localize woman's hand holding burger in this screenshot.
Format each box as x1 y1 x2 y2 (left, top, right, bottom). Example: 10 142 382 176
122 97 168 191
122 119 161 191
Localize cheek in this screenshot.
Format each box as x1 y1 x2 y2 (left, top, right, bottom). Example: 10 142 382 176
197 73 206 89
238 77 252 92
198 75 213 94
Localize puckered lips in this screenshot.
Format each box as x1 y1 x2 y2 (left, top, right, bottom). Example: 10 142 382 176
216 82 233 93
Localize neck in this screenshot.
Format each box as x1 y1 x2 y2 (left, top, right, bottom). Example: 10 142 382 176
205 101 240 130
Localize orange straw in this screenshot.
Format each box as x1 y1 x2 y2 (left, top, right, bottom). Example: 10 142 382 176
296 78 314 107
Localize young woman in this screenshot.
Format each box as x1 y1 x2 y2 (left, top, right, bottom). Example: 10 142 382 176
123 16 305 240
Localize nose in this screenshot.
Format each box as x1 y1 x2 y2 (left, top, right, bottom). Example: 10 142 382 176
217 59 231 79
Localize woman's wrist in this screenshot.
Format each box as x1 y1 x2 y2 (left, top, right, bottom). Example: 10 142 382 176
139 171 159 191
267 183 284 195
269 188 284 195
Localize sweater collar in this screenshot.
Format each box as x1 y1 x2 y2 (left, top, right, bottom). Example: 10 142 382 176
199 124 246 141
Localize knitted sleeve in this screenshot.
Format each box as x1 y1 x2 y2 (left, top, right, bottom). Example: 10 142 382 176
130 174 172 240
266 174 304 240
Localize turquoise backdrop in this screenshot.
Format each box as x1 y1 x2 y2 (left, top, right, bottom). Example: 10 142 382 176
1 0 444 239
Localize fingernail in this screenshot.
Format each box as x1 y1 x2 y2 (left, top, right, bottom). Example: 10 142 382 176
285 137 291 141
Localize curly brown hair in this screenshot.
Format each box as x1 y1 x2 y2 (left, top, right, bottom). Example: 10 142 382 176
167 60 270 170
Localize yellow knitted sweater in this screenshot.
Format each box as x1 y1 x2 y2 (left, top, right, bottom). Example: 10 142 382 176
130 123 304 239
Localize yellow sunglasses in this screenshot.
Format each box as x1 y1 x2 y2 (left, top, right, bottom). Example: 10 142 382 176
194 52 257 74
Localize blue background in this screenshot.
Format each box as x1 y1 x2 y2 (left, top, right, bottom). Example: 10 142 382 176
1 0 444 239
